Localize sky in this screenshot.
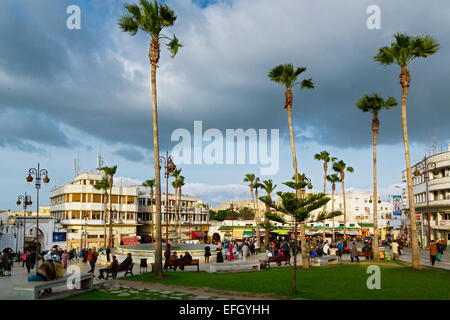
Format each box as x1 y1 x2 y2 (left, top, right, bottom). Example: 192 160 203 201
1 0 449 210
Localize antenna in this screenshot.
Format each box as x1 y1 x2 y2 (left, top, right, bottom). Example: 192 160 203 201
432 130 437 155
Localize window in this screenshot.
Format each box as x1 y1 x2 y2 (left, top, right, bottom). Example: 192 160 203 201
93 194 102 203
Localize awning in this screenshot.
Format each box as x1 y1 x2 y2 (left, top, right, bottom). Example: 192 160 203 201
191 231 206 239
120 236 140 245
348 231 357 236
232 230 244 238
273 230 289 235
243 231 253 237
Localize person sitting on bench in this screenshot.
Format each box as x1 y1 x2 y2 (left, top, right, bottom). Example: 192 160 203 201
169 252 178 270
98 256 118 280
27 253 60 295
178 251 192 271
121 253 133 267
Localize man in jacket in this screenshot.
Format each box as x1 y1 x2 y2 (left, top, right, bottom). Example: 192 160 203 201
87 247 98 273
98 255 118 279
429 240 438 266
351 242 359 262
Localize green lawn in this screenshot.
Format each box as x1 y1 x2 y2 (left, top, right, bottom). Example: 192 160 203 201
123 264 450 300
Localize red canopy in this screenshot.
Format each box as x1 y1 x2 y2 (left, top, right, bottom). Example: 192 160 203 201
191 231 206 239
121 236 140 245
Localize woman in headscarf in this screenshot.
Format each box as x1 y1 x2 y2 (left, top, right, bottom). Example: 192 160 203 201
227 243 234 261
216 243 223 263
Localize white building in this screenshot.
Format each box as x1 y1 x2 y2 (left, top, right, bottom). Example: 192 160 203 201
402 144 450 245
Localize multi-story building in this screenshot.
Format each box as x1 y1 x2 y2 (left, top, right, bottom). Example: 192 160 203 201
50 171 141 250
50 168 210 250
213 200 266 212
307 191 393 237
402 145 450 245
136 193 209 242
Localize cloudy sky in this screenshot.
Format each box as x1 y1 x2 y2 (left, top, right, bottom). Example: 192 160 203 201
1 0 449 210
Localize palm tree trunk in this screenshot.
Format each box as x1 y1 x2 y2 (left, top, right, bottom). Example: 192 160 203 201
332 186 335 243
103 191 107 249
287 101 307 273
264 201 270 249
372 128 380 262
178 187 182 243
322 163 327 240
150 37 163 278
109 183 113 248
400 66 421 269
255 193 261 249
342 176 347 239
292 221 298 293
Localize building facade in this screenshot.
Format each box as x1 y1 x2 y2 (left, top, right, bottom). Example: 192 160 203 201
402 145 450 245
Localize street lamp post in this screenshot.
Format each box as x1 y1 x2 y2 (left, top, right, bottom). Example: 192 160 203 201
160 151 175 245
17 192 32 252
26 163 50 270
414 155 437 247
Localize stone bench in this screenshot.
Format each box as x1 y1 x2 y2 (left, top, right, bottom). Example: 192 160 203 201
311 256 339 267
207 262 260 273
12 273 93 300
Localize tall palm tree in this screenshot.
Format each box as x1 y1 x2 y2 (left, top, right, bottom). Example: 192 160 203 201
243 174 256 242
269 64 314 268
170 168 182 242
326 174 341 242
254 177 263 249
142 179 155 240
119 0 181 279
374 33 439 270
261 179 277 248
314 150 331 239
356 93 398 261
101 166 117 248
332 160 354 239
177 176 185 241
94 178 109 249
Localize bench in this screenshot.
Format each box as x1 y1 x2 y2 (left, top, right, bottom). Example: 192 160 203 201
208 262 260 273
261 255 291 268
358 252 373 257
311 256 339 267
13 273 93 300
168 259 200 271
105 263 134 279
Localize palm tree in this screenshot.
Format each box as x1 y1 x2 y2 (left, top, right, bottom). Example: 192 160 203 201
374 33 439 270
119 0 181 279
142 179 155 240
268 64 314 196
243 174 256 242
261 178 330 293
100 166 117 248
94 178 109 249
170 168 182 242
332 160 354 239
269 64 313 267
260 179 277 248
177 175 185 241
356 93 398 261
254 177 263 249
314 150 331 239
326 174 341 242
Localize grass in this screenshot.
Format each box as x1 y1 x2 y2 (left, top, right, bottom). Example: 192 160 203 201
123 264 450 300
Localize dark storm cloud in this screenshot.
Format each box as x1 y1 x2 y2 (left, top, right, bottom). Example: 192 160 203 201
0 0 449 156
113 146 146 163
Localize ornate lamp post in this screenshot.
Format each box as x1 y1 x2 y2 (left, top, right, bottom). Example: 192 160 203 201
414 155 438 246
159 151 175 245
26 163 50 269
17 192 32 252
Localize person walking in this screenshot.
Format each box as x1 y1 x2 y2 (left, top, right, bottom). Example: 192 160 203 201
429 240 438 266
227 243 234 261
391 240 399 260
25 251 32 274
87 247 98 274
62 250 68 270
204 245 211 263
242 243 249 261
106 246 111 263
351 242 359 263
163 243 171 271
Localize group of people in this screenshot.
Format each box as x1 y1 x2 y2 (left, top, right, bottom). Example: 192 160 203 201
215 239 259 263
